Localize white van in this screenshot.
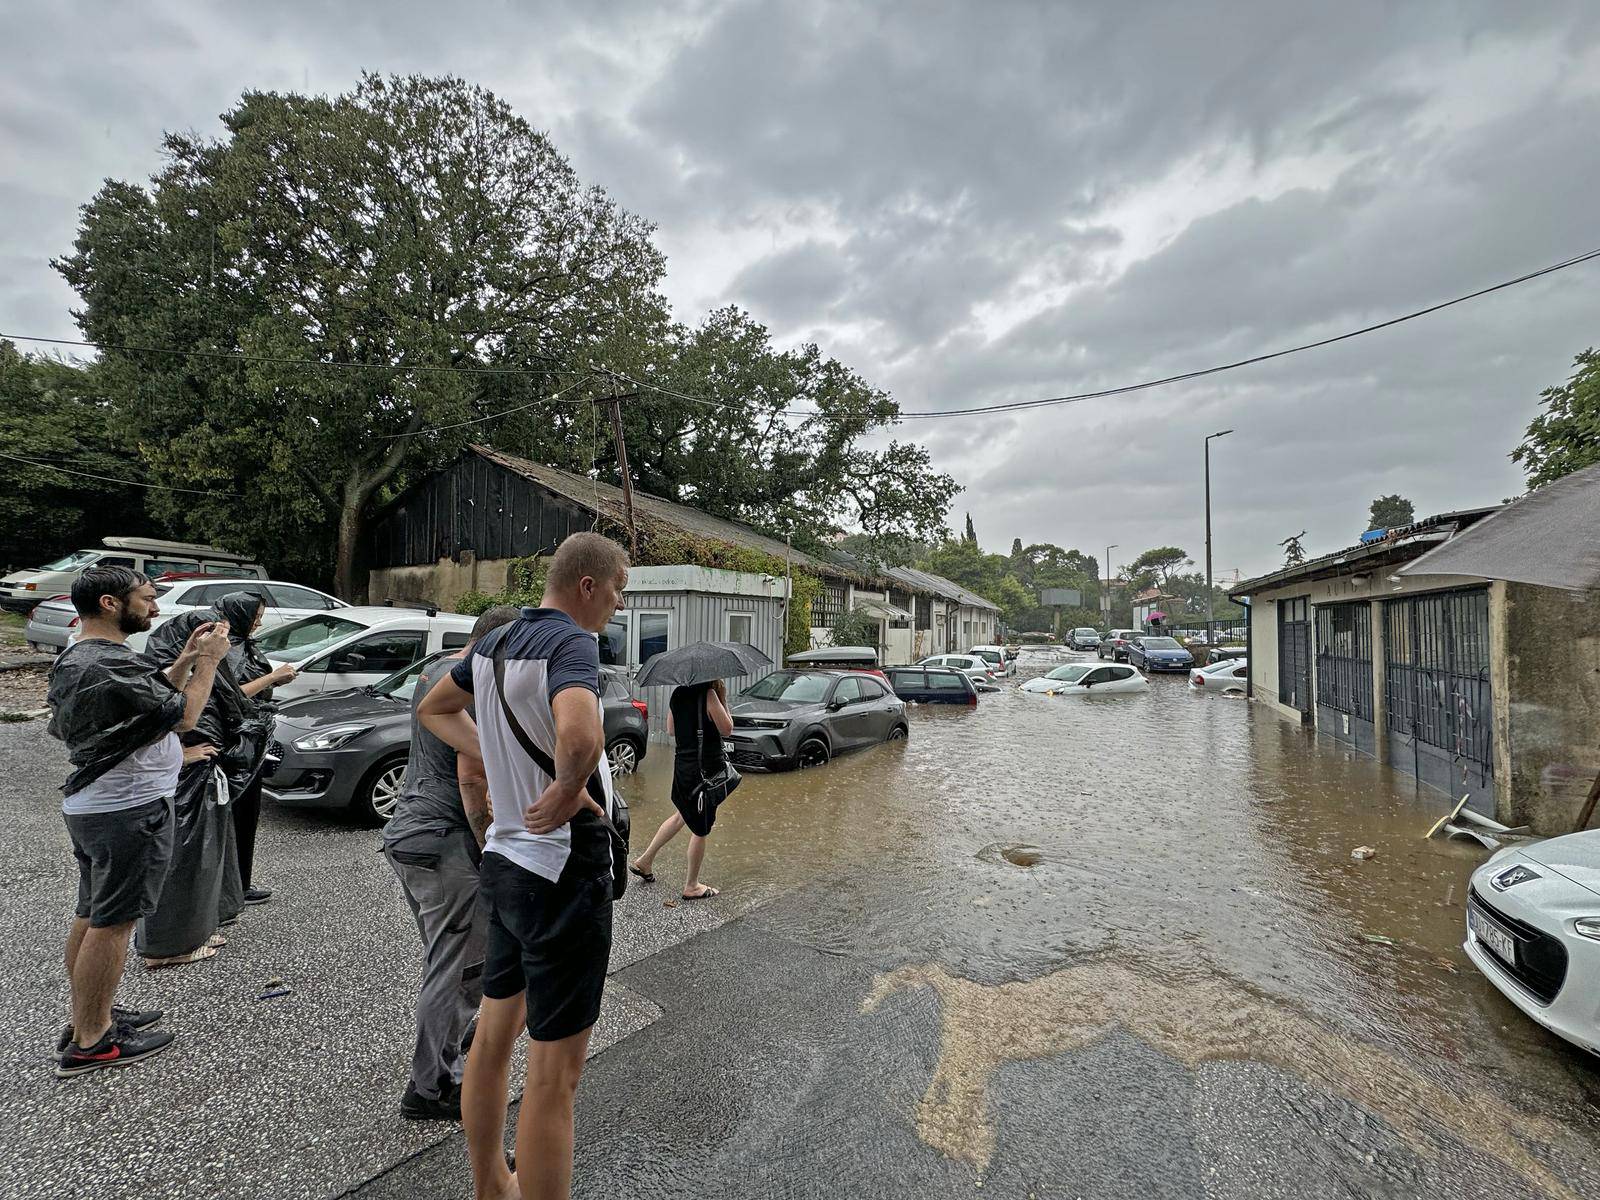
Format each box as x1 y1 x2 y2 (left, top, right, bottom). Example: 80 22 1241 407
0 537 266 613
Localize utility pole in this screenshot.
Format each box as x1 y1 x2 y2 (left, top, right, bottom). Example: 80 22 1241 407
1204 429 1233 647
601 392 641 558
1103 544 1118 629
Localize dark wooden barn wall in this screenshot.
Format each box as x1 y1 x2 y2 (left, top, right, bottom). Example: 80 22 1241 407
370 457 595 568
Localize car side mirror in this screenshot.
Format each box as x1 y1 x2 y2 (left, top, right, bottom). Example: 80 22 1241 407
827 698 847 711
332 651 367 672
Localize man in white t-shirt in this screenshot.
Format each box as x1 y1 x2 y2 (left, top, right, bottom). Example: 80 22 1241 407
46 566 231 1077
420 532 627 1200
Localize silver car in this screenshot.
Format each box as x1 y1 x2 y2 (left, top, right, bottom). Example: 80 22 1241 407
726 669 908 770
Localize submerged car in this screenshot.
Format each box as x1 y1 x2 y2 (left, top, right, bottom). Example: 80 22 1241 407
727 669 907 770
1189 658 1249 693
969 645 1015 678
1126 636 1195 673
1019 663 1147 695
264 656 648 821
1464 830 1600 1056
918 653 1001 691
883 665 979 706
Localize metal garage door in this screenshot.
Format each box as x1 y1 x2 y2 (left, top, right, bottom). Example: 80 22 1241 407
1316 601 1375 755
1277 596 1311 718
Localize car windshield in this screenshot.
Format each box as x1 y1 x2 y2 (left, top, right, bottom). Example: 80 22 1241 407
257 614 366 662
373 653 444 700
1072 628 1097 637
38 549 100 572
973 649 1002 663
742 671 831 703
1045 665 1093 682
1141 637 1182 650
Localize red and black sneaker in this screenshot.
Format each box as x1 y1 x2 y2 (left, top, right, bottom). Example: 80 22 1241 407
55 1025 175 1078
55 1006 163 1060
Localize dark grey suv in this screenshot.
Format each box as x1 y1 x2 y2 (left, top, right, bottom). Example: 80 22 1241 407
726 669 908 770
264 656 649 822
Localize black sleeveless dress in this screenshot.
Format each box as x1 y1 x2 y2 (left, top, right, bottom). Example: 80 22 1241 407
669 683 723 836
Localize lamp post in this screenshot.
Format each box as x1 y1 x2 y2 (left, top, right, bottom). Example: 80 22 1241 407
1103 543 1118 630
1204 429 1233 648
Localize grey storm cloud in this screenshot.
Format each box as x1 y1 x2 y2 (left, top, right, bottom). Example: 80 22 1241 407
2 0 1598 577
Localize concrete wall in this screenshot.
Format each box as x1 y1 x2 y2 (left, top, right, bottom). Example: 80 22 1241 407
368 554 511 612
1500 582 1600 833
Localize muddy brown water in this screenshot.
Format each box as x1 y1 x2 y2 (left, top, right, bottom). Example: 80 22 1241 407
616 648 1600 1189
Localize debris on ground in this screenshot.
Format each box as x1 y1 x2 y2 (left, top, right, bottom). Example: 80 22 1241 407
976 842 1044 868
1351 845 1378 861
1426 799 1532 851
257 978 292 1000
1359 933 1398 947
0 665 50 715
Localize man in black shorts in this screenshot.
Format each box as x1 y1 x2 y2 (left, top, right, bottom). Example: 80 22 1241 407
420 532 627 1200
47 566 231 1076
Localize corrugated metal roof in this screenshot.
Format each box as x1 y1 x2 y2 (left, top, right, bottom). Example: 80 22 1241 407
883 564 1002 611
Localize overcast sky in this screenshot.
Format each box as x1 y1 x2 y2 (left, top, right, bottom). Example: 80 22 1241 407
4 1 1598 579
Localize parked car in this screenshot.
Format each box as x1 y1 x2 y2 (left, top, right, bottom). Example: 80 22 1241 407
918 653 1001 691
24 576 346 655
264 656 649 822
1190 658 1249 693
1098 629 1139 661
1206 645 1248 664
726 669 907 770
883 665 979 706
969 645 1015 678
254 606 478 701
1019 662 1147 695
1 537 265 613
1067 627 1102 651
785 645 888 679
1464 831 1600 1056
1126 636 1196 672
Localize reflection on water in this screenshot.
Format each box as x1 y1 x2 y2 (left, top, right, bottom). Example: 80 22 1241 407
616 651 1600 1182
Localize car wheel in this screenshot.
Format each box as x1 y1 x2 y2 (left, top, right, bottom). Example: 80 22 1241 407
353 754 407 823
887 725 908 742
796 735 831 769
607 735 640 775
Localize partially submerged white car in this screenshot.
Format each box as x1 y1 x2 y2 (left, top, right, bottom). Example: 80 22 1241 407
1019 662 1147 696
1465 829 1600 1055
1189 658 1249 693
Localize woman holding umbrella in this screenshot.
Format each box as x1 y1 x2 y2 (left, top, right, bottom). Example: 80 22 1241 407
627 640 770 899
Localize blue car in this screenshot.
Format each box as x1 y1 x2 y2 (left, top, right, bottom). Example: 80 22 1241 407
1126 635 1195 673
884 665 980 706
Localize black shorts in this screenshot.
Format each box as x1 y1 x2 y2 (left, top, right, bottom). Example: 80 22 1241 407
65 796 175 927
479 851 613 1042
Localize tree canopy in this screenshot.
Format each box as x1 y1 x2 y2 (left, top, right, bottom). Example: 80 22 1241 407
1124 546 1192 593
1512 347 1600 489
1366 494 1415 531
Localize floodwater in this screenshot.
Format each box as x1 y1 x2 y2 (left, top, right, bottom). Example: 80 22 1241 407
616 647 1600 1194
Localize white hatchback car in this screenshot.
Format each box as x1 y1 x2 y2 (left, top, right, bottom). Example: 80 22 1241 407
1465 830 1600 1055
255 606 478 701
1020 662 1147 695
969 645 1015 678
1189 658 1250 693
918 653 1001 691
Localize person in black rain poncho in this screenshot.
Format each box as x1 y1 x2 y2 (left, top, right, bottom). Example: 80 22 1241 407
137 591 285 967
212 592 299 905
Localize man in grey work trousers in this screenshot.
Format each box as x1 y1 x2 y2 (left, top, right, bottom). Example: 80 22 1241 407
383 604 520 1121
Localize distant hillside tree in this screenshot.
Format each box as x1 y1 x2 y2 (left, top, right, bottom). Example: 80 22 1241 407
1512 347 1600 488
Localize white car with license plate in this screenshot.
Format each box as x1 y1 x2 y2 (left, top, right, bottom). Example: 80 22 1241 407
918 654 1001 691
1020 662 1147 695
1464 829 1600 1055
254 606 478 701
1189 658 1249 693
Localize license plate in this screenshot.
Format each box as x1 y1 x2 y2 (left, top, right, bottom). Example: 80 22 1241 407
1469 904 1517 963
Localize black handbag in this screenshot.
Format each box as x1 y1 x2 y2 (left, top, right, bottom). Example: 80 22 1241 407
688 694 741 818
491 643 631 899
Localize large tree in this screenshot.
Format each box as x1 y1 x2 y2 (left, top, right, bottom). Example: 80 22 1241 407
1512 347 1600 488
1125 546 1192 593
0 341 151 573
59 74 666 597
1366 494 1415 531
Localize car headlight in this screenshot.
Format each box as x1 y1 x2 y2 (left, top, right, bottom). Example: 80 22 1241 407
1490 864 1540 891
1574 918 1600 942
738 718 788 730
293 724 375 751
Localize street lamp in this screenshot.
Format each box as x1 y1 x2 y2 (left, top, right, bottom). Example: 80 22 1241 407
1103 543 1118 629
1205 430 1233 647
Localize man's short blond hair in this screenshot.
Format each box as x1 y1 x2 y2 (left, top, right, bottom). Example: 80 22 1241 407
546 532 629 593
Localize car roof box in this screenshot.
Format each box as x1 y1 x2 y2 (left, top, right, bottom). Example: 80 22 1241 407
786 646 879 667
102 536 255 561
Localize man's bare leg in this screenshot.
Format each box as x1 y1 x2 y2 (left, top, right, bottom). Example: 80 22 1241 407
70 921 133 1047
65 916 90 979
464 993 525 1200
632 811 684 876
514 1025 594 1200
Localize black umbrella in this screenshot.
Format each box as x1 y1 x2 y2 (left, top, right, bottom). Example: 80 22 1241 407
633 640 774 689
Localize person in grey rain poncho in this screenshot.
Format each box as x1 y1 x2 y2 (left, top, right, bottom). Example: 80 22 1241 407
137 592 280 966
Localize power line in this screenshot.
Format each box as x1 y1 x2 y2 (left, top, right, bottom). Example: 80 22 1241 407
0 449 240 497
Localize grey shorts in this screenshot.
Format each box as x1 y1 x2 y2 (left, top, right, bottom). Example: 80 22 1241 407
65 796 176 927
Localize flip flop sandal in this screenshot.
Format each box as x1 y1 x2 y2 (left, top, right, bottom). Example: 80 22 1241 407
145 944 220 970
207 933 228 948
682 887 720 901
629 865 655 882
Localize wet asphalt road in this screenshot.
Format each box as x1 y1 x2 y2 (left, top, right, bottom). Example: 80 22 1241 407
7 648 1600 1197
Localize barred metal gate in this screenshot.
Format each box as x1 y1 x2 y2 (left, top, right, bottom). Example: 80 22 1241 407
1316 601 1374 754
1383 588 1494 811
1277 596 1311 718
